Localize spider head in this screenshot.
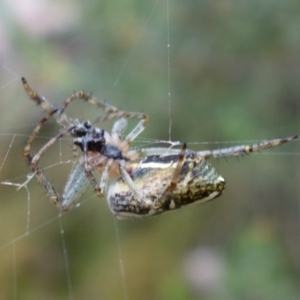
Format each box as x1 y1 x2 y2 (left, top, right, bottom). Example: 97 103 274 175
71 121 92 137
73 121 106 153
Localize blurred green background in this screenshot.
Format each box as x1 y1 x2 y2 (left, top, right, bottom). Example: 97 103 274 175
0 0 300 299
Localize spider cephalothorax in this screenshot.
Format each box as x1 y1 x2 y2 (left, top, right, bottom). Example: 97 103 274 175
72 121 124 160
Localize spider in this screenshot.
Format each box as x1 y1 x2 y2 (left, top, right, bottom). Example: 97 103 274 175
22 77 297 218
22 77 150 211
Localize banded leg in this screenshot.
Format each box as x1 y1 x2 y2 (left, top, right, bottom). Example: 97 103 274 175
22 77 150 144
95 110 150 145
197 135 298 159
22 77 119 128
22 77 71 128
140 135 298 159
23 108 76 210
22 77 55 113
23 109 59 159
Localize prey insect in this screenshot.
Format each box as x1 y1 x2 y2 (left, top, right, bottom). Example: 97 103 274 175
107 136 297 218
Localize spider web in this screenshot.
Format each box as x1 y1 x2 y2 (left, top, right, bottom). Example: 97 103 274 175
1 0 300 299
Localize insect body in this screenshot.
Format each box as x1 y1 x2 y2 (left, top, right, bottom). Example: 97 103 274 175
107 135 297 218
107 150 225 218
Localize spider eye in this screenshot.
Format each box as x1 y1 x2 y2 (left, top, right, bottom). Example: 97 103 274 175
83 121 91 129
72 122 93 137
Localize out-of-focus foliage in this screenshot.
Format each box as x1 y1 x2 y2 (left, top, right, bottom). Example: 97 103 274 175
0 0 300 299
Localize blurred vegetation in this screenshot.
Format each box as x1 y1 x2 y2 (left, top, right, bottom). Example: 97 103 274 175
0 0 300 299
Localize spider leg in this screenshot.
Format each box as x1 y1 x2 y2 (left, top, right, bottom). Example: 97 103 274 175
119 164 145 203
140 135 298 158
124 119 148 143
112 118 128 135
108 118 146 162
94 110 150 144
28 124 76 210
110 118 128 145
139 147 180 157
24 109 76 176
23 108 76 210
59 92 119 115
23 108 58 159
22 77 55 113
197 135 298 159
22 77 72 128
